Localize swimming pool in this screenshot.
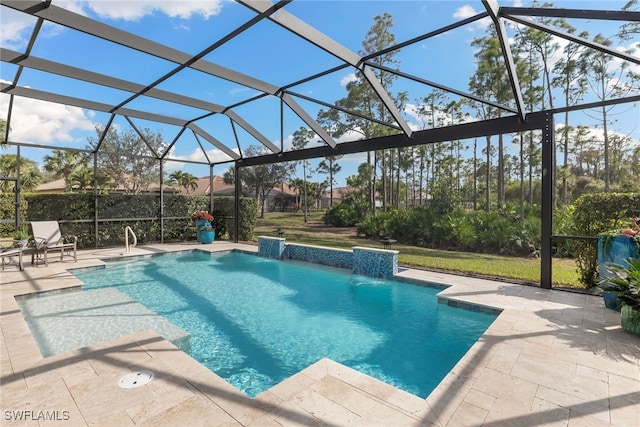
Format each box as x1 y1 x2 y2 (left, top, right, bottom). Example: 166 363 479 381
70 250 496 398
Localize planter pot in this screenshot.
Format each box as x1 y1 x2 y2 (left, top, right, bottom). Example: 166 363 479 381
598 235 639 274
621 304 640 336
598 235 639 311
603 291 623 311
199 230 215 244
194 219 209 242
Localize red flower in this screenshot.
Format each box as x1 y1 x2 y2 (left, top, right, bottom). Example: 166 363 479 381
192 210 214 221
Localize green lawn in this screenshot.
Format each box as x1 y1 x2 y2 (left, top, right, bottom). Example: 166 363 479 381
254 211 584 289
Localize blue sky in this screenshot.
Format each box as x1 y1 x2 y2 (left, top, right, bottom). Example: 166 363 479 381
1 0 638 188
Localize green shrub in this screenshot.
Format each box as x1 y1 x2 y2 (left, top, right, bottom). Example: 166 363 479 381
0 193 27 237
552 204 576 257
323 202 367 227
20 193 257 248
573 192 640 287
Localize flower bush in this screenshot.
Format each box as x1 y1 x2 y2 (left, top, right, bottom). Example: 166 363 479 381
192 210 213 222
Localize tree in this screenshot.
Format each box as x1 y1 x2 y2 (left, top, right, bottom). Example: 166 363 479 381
469 33 508 211
0 154 42 192
316 156 342 208
580 33 638 192
306 181 329 211
0 118 7 146
291 127 315 222
43 149 87 191
618 0 639 41
168 170 198 194
89 126 164 194
316 13 404 215
238 145 295 218
69 167 93 193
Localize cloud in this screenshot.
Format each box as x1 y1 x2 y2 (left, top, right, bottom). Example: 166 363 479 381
0 7 37 50
453 4 491 31
175 146 240 164
453 4 477 20
83 0 224 21
0 95 95 145
0 1 224 49
340 73 357 87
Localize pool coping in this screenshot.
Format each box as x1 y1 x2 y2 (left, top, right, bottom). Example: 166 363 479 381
1 242 638 426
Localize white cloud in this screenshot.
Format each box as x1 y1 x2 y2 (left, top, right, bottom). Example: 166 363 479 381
176 146 239 164
453 5 477 20
0 7 37 50
340 73 357 87
83 0 224 21
0 95 95 145
454 4 491 31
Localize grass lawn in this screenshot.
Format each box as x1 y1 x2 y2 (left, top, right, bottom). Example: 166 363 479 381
254 211 584 289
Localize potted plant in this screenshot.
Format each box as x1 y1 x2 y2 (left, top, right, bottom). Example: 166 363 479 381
597 217 640 310
192 211 214 242
198 224 215 244
13 230 30 247
600 258 640 336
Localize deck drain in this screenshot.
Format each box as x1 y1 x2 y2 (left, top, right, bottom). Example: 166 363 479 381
118 370 155 389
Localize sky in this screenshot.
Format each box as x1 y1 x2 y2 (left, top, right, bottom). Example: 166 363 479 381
1 0 638 189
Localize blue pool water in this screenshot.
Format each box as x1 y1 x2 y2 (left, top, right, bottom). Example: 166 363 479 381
75 251 496 398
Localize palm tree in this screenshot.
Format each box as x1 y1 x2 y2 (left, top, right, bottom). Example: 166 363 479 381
43 150 86 191
70 167 94 193
168 170 199 194
0 154 42 192
181 173 199 195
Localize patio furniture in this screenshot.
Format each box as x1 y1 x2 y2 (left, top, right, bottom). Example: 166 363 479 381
1 245 24 271
30 221 78 266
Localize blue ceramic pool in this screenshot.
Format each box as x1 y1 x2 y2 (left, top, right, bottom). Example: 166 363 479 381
75 250 497 398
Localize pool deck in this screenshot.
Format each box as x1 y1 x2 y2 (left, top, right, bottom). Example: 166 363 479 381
1 242 638 426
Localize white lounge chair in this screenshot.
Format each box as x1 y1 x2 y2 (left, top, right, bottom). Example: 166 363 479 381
30 221 78 266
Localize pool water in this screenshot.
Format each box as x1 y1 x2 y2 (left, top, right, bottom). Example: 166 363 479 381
75 251 496 398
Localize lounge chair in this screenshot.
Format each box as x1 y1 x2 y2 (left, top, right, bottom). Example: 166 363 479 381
30 221 78 266
1 245 24 271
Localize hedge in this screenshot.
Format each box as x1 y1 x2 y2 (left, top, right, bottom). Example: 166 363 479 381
572 193 640 287
1 193 257 249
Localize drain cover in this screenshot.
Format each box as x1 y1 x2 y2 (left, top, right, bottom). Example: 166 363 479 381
118 370 155 389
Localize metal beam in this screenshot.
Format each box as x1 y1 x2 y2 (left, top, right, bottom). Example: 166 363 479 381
482 0 526 121
506 15 640 66
361 65 413 137
2 48 234 112
238 112 547 167
224 110 280 153
500 7 639 22
540 112 554 289
281 93 337 148
187 123 240 160
1 0 279 95
0 83 189 127
238 0 413 138
370 62 518 114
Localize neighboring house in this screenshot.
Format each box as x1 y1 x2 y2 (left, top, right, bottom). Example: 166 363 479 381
34 175 346 213
34 178 177 194
263 182 298 213
318 187 347 209
192 176 235 196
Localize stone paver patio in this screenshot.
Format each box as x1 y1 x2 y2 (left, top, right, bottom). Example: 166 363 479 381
1 242 638 426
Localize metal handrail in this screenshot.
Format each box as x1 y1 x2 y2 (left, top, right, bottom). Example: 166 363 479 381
125 226 137 254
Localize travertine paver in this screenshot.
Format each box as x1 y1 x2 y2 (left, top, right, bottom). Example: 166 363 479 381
1 242 639 426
